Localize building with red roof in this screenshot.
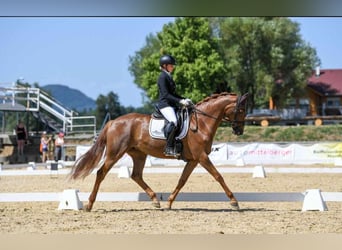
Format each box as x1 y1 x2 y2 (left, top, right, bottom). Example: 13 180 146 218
306 68 342 116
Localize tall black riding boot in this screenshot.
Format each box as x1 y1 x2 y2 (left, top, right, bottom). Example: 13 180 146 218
164 122 179 157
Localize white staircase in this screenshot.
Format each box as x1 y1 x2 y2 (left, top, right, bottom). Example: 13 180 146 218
0 84 96 136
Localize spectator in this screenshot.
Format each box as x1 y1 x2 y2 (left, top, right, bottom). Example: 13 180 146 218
15 120 28 156
54 132 65 161
40 132 51 163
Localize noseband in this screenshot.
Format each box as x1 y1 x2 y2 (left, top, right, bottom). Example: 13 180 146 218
230 95 247 135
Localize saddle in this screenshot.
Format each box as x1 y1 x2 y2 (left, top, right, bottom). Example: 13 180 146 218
149 106 192 140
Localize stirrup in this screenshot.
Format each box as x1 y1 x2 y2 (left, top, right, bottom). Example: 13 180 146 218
164 147 180 157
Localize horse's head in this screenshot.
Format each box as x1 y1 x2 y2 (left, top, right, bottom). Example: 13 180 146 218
190 92 248 137
225 93 249 135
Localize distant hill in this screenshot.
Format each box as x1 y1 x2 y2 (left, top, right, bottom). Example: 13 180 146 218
42 84 96 112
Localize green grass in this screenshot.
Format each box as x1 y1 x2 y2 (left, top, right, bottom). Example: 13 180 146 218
215 124 342 142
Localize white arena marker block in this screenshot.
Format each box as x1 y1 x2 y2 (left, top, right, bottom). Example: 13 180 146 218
302 189 328 212
27 162 36 171
235 158 244 167
57 160 65 168
118 165 131 178
145 157 152 167
46 160 54 169
334 158 342 166
253 165 266 178
58 189 83 210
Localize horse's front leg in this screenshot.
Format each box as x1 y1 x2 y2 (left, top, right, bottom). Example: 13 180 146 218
167 160 198 209
199 154 239 210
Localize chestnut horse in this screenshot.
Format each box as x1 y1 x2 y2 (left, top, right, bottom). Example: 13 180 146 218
70 92 248 211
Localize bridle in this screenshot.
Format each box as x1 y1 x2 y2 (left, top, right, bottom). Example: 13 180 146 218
190 95 246 134
230 95 247 135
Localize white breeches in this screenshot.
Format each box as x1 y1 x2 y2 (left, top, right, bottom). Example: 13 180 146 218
159 106 177 124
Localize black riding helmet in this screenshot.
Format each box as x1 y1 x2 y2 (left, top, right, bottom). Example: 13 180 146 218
159 55 176 66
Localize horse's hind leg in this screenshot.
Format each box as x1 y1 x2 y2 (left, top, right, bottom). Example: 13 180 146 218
86 158 116 212
128 150 161 208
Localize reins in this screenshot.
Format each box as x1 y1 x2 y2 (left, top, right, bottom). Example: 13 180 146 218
190 106 219 132
189 95 245 132
190 106 231 132
193 106 220 120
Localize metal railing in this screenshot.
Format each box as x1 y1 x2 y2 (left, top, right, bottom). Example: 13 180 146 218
66 116 97 135
0 84 96 136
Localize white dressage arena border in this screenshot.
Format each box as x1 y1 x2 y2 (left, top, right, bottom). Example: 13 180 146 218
1 191 342 203
1 190 342 211
1 166 342 176
1 164 341 211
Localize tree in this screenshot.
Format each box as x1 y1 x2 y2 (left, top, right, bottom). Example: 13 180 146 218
128 17 227 104
217 17 319 110
95 91 124 128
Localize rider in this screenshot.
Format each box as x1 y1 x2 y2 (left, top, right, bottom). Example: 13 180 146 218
157 54 192 157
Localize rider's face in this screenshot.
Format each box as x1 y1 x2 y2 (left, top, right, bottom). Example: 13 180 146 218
166 64 175 73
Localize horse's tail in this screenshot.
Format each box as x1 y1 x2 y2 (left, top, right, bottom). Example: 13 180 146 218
69 123 109 180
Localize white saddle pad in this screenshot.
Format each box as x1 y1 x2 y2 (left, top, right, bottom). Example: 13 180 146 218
149 113 190 140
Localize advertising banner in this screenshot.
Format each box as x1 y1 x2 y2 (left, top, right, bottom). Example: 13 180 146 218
226 143 294 165
294 143 342 164
76 142 342 166
224 142 342 165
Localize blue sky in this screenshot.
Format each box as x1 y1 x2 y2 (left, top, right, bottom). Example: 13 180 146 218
1 17 341 107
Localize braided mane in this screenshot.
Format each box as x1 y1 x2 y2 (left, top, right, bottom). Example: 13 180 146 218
196 92 237 106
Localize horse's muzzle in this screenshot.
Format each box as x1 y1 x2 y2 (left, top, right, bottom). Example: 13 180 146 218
232 126 243 135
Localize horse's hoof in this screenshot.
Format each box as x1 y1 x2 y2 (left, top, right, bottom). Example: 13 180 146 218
162 204 172 210
230 201 240 210
165 202 172 210
152 201 161 208
84 205 92 212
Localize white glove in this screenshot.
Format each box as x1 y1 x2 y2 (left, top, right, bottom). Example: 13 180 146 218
185 98 193 105
180 98 192 106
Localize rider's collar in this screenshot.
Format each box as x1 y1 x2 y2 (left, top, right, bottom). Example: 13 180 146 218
162 69 172 77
